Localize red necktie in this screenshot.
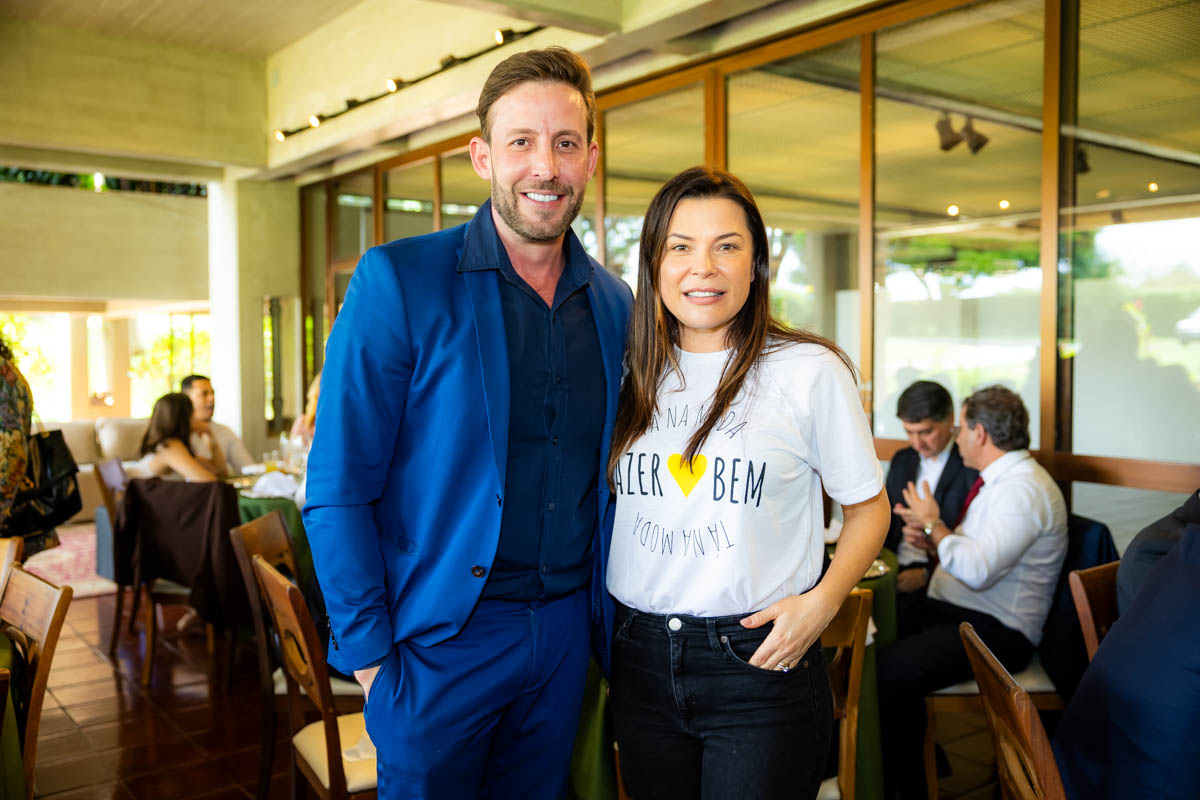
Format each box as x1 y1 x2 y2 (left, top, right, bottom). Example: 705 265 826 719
952 476 985 529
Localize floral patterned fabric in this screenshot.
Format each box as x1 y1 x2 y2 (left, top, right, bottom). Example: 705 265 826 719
0 355 33 526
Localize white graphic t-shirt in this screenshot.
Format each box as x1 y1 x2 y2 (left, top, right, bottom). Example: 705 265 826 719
607 342 883 617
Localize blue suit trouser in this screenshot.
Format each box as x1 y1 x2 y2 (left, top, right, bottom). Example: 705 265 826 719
363 589 591 799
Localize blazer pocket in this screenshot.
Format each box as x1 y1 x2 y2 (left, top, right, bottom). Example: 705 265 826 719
378 525 418 554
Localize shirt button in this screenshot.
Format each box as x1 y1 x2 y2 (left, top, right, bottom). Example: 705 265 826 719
548 501 556 511
667 617 682 632
541 565 548 574
553 436 558 445
555 375 561 383
471 565 486 578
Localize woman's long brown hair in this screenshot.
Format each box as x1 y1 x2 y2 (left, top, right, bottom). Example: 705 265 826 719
607 167 855 486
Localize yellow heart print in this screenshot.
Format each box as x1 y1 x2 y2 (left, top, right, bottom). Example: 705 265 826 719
667 453 707 497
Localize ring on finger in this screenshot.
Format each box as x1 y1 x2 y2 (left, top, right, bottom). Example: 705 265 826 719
775 661 790 672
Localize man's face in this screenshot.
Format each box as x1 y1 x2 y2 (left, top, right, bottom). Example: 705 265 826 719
954 406 982 469
185 380 215 422
470 81 598 243
902 416 955 460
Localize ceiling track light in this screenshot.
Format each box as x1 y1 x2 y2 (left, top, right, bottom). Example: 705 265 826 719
961 116 989 154
1075 146 1091 175
271 25 542 143
936 112 964 151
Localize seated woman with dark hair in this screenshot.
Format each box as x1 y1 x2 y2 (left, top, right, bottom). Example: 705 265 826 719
134 393 227 481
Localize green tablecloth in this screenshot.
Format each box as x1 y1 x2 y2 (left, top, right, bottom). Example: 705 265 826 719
235 494 317 601
0 637 24 800
852 547 899 800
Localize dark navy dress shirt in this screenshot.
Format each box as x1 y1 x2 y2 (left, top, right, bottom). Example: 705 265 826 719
467 214 606 601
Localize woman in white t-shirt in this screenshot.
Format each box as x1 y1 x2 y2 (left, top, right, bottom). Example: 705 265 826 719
606 167 890 799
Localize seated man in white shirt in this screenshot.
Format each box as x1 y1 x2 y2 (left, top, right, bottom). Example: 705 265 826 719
877 385 1067 800
181 374 254 475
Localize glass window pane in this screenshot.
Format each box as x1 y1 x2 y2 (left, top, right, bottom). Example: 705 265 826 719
604 84 705 287
1072 482 1193 554
873 0 1044 440
1061 0 1200 463
332 169 374 261
728 38 861 360
441 150 484 229
0 312 71 422
383 158 436 241
570 175 600 261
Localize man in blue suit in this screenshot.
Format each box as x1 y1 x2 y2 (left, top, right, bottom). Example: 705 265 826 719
303 47 633 799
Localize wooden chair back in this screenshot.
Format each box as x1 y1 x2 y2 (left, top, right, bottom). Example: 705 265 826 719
0 565 72 798
94 458 129 521
251 555 350 796
822 588 873 800
1068 561 1119 662
959 623 1066 800
0 538 24 594
230 510 299 694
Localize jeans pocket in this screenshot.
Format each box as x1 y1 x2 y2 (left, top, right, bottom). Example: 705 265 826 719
718 626 804 678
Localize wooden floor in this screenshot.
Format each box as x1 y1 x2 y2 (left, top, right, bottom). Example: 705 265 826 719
34 592 289 799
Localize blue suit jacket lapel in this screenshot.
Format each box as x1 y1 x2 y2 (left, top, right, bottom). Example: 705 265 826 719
463 269 510 488
587 277 623 511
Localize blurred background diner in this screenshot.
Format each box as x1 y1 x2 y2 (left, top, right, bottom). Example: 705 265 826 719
0 0 1197 796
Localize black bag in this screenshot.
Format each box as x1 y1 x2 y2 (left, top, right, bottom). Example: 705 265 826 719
4 428 82 535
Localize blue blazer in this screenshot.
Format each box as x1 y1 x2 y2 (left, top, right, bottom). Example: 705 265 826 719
303 202 633 676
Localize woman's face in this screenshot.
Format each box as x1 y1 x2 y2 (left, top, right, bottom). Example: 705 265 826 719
657 196 754 353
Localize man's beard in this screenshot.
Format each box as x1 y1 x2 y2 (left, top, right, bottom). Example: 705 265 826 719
492 180 584 243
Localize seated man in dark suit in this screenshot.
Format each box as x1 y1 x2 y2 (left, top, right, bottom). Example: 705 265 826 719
1053 522 1200 799
1116 489 1200 613
885 380 978 601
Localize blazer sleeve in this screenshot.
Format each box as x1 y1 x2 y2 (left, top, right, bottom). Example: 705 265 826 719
883 449 914 553
302 246 415 672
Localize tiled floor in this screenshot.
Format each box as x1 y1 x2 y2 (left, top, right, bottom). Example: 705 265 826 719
37 591 1001 800
35 593 290 800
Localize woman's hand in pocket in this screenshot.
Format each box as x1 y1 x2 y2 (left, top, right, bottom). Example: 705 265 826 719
740 591 838 671
355 664 381 700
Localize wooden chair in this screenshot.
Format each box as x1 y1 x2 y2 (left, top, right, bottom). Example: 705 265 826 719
818 588 873 800
0 565 73 798
103 464 219 686
231 511 363 800
251 555 377 799
0 537 23 592
959 623 1066 800
923 652 1062 799
1068 561 1119 661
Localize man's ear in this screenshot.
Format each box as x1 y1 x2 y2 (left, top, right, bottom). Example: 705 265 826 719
469 136 491 181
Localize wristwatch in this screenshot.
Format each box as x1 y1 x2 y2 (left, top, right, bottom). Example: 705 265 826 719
923 520 937 539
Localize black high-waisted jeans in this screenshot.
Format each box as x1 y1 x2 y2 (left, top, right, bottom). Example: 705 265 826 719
609 601 833 800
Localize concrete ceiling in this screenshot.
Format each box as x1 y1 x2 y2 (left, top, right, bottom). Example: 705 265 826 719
0 0 369 58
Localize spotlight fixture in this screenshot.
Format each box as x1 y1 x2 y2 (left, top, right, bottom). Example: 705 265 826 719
936 113 963 151
961 117 989 154
999 199 1010 210
947 204 960 217
345 98 364 110
494 28 514 45
1075 146 1091 175
440 54 465 70
386 77 407 93
273 130 285 142
1148 181 1159 192
1111 209 1126 224
308 114 322 128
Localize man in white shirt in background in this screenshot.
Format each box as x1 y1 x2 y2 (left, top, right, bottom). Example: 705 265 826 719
878 385 1067 800
884 380 978 606
181 374 254 474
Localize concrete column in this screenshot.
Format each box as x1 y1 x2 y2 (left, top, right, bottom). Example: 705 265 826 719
207 176 246 452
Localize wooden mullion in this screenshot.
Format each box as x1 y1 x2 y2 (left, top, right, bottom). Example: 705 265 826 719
858 33 876 420
705 67 727 171
594 111 607 267
433 155 444 232
1039 0 1063 459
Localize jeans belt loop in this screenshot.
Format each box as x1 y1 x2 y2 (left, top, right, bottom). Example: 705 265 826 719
706 618 723 653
